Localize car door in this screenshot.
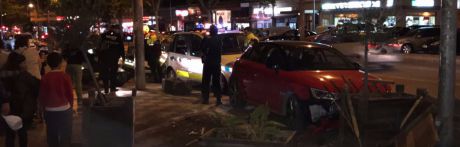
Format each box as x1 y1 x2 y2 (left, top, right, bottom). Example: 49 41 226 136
240 44 271 104
187 34 205 82
170 34 191 80
257 45 289 113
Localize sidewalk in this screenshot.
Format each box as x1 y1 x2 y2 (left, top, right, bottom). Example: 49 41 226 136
0 81 223 147
0 81 458 147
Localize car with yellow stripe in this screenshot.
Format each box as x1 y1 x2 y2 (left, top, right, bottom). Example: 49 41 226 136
161 31 246 93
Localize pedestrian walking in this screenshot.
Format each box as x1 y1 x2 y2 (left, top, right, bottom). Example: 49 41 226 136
38 52 73 147
98 25 125 93
200 25 222 106
1 52 40 147
63 47 84 104
14 34 41 80
145 31 161 83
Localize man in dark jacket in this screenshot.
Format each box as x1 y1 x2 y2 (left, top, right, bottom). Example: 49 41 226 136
63 47 84 104
144 32 162 83
98 25 125 93
200 25 222 106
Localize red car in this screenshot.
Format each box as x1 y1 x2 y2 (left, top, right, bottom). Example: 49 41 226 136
229 41 389 130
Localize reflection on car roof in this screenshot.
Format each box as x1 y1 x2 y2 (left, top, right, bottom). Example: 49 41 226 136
262 41 332 49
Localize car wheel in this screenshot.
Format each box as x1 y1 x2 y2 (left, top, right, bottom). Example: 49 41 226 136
401 44 412 54
229 79 246 109
286 97 308 131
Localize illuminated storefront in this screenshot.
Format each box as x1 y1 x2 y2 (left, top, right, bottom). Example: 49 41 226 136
213 10 232 30
252 6 292 29
319 0 439 27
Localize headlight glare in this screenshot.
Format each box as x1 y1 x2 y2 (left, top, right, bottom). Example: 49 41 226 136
310 88 337 100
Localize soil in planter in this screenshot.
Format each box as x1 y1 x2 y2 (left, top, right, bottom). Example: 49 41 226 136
136 113 222 147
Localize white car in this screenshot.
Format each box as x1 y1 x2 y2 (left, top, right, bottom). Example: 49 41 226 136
162 31 246 93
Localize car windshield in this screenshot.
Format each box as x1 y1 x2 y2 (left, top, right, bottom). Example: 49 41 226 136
220 33 245 55
287 46 357 70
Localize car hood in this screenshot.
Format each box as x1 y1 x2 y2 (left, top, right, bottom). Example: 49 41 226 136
222 54 241 65
284 70 384 93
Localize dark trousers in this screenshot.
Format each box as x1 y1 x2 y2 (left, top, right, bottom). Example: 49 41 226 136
5 127 28 147
201 64 222 103
148 57 161 82
100 62 118 93
44 109 73 147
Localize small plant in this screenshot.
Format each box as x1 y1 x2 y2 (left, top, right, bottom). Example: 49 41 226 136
216 114 244 139
246 105 285 141
214 105 285 142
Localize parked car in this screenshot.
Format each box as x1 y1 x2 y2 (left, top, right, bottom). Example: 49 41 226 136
420 30 460 55
229 41 390 130
267 30 317 41
388 27 440 54
161 31 246 93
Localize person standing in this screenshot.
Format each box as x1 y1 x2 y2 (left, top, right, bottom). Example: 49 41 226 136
63 47 84 104
200 25 222 106
1 52 40 147
14 34 41 80
98 25 125 93
243 27 259 48
38 52 73 147
145 31 161 83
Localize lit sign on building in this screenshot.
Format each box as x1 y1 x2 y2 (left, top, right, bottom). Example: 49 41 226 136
175 10 189 17
411 0 434 7
252 7 292 16
321 0 393 10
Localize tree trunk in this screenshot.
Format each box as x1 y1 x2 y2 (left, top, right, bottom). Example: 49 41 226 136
297 0 305 38
134 0 146 90
154 0 161 33
272 2 276 28
438 0 457 146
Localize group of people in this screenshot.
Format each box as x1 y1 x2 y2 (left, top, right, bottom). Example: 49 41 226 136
0 34 76 147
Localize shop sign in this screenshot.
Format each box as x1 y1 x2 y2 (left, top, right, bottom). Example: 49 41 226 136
411 0 434 7
322 0 393 10
175 10 189 17
304 10 319 14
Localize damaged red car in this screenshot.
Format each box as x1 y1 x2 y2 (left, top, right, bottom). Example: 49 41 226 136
229 41 390 131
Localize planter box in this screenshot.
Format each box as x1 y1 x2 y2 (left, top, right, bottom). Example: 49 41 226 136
200 128 296 147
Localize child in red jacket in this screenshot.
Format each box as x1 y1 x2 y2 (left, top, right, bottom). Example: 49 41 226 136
38 52 73 147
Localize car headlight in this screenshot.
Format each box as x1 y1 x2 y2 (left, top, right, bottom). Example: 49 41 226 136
221 65 232 73
310 88 337 100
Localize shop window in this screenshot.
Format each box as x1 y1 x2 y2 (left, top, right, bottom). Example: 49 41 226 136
406 16 435 27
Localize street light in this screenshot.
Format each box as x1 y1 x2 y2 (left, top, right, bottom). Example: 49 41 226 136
28 3 34 8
